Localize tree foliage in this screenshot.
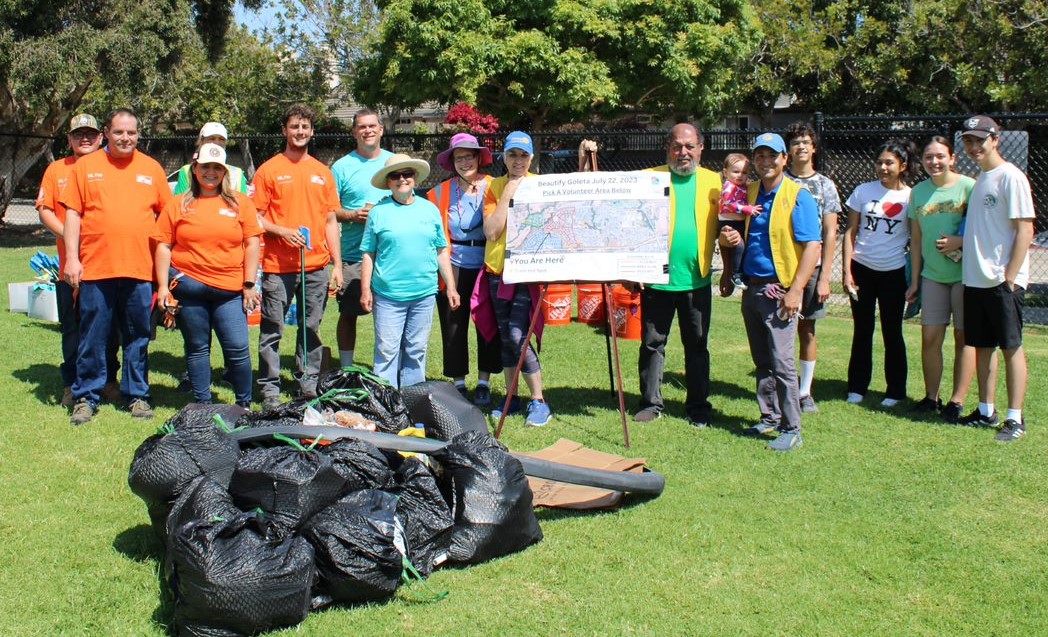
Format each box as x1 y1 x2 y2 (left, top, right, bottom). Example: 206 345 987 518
352 0 758 131
445 103 500 134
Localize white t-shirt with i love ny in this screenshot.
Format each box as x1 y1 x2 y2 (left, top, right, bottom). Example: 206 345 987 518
846 180 911 271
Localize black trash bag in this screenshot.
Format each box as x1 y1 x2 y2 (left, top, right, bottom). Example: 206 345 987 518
169 512 314 637
234 398 311 430
228 441 348 536
128 407 240 534
164 476 241 547
431 430 543 564
387 458 453 576
319 438 392 492
302 489 403 606
399 381 489 441
314 366 412 434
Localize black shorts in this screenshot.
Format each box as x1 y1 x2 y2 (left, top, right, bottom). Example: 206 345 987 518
336 262 370 316
963 283 1024 350
800 265 827 320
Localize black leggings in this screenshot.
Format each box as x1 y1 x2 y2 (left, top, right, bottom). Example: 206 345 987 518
847 261 907 399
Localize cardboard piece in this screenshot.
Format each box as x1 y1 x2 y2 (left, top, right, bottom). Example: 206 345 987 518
8 282 33 313
28 285 59 322
520 438 648 510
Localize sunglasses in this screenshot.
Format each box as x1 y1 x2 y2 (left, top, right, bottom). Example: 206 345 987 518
387 170 416 181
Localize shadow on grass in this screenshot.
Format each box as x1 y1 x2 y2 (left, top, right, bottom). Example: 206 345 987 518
114 525 176 633
534 492 660 523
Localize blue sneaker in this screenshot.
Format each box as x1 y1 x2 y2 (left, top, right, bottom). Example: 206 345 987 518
491 396 522 419
525 400 552 427
768 430 802 452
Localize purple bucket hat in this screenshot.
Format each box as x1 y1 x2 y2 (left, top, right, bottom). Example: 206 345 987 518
436 133 494 172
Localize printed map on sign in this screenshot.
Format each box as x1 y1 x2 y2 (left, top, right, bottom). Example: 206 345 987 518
502 171 670 284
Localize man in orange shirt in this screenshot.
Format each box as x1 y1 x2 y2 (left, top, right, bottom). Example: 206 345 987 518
61 108 172 425
36 113 120 408
252 103 343 409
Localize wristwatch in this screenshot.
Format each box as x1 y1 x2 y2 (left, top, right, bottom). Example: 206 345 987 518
243 281 256 290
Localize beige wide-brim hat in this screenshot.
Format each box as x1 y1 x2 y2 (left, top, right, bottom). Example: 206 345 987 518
370 153 431 189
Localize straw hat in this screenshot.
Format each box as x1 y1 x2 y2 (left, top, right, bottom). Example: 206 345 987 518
370 153 431 189
436 133 494 172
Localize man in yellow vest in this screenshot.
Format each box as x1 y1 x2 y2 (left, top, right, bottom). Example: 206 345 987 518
633 123 722 428
720 132 821 451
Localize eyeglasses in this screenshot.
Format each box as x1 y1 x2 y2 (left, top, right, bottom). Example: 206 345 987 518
69 130 99 139
454 153 478 163
387 170 416 181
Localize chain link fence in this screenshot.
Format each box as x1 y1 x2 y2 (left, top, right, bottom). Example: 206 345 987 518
4 116 1045 316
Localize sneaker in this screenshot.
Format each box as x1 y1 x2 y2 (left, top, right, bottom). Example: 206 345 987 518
688 417 710 429
633 408 662 423
911 397 942 413
525 400 552 427
942 401 964 424
70 399 95 426
768 430 803 452
745 419 779 436
995 419 1026 442
959 408 998 428
880 397 902 408
176 372 192 393
846 392 864 404
491 396 522 419
61 387 74 408
455 384 469 400
731 274 748 290
101 382 122 404
128 398 154 419
473 384 491 407
262 395 283 411
799 394 818 413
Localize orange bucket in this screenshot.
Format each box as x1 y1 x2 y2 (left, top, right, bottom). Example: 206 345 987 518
576 284 606 325
611 285 642 340
543 284 573 326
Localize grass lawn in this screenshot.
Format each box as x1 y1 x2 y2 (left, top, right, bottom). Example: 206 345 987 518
1 237 1046 636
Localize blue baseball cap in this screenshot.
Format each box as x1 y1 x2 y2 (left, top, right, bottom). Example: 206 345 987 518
504 131 534 155
752 132 786 154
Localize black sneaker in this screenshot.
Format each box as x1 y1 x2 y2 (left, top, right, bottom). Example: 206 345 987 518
959 408 999 428
942 401 964 424
995 419 1026 442
473 384 492 408
911 397 942 414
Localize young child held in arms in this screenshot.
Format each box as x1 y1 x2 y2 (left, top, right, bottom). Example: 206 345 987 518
720 153 762 289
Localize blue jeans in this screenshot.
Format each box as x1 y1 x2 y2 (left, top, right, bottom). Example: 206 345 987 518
73 278 152 405
372 292 436 389
57 280 119 388
171 270 252 404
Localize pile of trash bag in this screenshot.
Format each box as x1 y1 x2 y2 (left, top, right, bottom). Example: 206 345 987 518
128 370 542 637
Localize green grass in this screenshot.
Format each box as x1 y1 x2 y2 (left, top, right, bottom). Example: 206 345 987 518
1 238 1047 636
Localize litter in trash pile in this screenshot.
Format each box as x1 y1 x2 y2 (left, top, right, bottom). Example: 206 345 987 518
128 372 663 636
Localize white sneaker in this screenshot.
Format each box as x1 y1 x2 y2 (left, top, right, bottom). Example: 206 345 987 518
879 397 900 408
846 392 864 404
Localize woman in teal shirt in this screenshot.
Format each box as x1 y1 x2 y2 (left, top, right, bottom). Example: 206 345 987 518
904 136 977 422
360 154 459 388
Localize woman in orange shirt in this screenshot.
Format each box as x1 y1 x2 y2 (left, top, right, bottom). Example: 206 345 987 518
154 143 263 407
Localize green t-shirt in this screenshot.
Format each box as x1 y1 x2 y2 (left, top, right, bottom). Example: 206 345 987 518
907 175 975 284
652 171 708 291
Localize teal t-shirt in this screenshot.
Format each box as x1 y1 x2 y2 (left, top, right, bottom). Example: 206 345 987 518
653 171 707 291
332 149 394 263
908 175 975 284
360 196 447 302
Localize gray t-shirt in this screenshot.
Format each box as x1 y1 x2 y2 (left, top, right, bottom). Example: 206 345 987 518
787 170 842 218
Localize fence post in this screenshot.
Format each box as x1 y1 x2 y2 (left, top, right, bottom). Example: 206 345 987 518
814 111 825 173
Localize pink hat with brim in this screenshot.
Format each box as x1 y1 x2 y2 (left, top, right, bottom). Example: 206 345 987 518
436 133 493 172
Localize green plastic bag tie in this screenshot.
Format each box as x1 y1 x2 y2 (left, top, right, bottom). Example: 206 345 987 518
341 364 392 387
273 432 322 451
310 387 369 407
212 413 247 433
158 421 176 436
399 556 448 603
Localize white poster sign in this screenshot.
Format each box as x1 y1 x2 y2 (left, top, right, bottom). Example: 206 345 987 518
501 171 670 284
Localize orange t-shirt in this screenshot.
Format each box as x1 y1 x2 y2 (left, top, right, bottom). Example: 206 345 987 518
60 148 172 281
251 153 338 274
154 192 263 292
35 156 78 268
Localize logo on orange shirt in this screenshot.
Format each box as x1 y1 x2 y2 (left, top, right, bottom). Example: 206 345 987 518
136 175 153 185
219 208 236 218
87 172 104 181
277 175 293 183
310 175 326 185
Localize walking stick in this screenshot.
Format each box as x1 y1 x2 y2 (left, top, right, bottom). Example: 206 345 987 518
299 226 312 380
